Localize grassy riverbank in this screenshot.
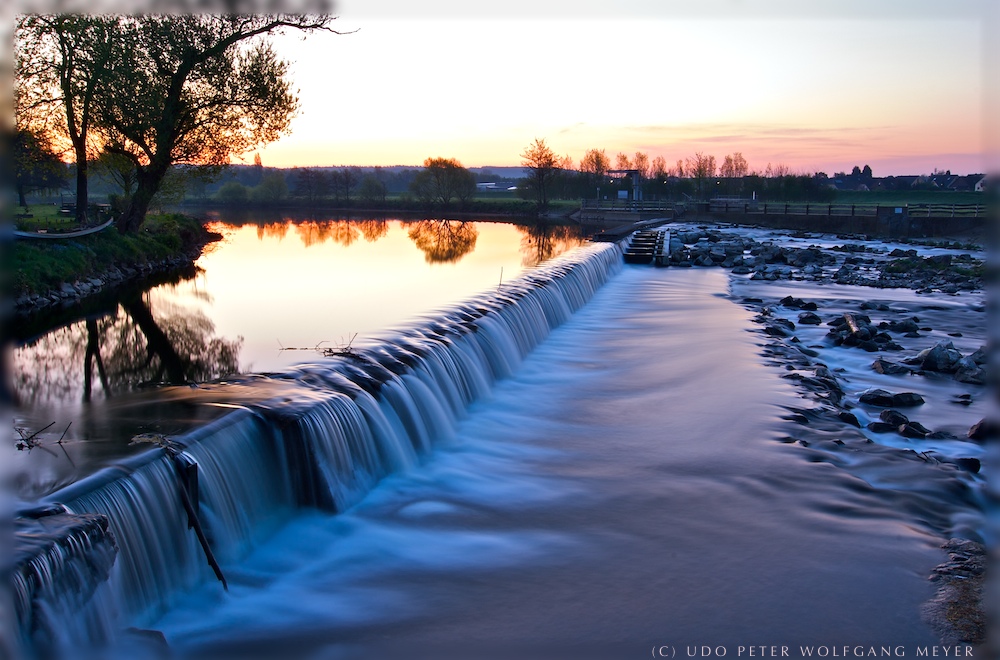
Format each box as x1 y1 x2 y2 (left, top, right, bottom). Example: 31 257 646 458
9 213 216 297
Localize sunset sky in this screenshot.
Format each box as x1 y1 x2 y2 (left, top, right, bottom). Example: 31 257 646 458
254 0 994 177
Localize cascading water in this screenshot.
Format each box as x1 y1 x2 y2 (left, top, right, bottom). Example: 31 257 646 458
10 242 622 658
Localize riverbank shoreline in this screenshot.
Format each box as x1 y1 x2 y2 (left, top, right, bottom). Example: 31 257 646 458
7 214 222 320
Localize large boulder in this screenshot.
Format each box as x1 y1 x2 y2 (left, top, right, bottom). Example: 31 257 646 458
859 388 895 406
859 388 924 407
917 341 963 373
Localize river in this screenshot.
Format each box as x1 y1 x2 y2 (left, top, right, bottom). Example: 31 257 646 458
7 219 988 659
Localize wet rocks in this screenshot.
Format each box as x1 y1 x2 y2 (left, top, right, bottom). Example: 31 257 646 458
871 357 910 375
827 313 902 352
953 357 985 385
859 388 924 407
838 411 861 427
954 458 980 474
866 421 897 433
967 418 998 441
899 421 932 438
900 341 986 384
891 392 926 407
858 389 895 406
915 341 964 373
798 311 822 325
887 317 920 334
880 409 910 426
779 296 817 310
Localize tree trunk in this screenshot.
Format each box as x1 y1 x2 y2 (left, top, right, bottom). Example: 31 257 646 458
74 141 89 225
116 164 165 234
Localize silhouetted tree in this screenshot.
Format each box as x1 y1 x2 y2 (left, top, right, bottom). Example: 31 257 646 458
579 148 610 198
686 153 716 198
410 158 476 206
293 167 330 204
358 174 387 205
250 171 288 204
17 15 340 233
720 152 749 195
10 128 67 207
216 181 248 204
520 138 560 209
16 15 115 224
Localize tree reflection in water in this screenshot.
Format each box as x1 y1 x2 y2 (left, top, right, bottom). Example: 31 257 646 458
517 222 587 267
407 220 479 264
13 294 242 408
358 219 388 242
256 222 290 242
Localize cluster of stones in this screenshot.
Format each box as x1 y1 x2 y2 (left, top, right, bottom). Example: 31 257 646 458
748 295 990 461
664 228 837 278
660 227 984 294
826 312 905 352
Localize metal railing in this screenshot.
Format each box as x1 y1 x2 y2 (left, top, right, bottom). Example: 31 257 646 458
580 199 677 212
707 201 985 218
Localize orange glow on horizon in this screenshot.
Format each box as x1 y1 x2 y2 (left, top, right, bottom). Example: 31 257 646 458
238 10 991 176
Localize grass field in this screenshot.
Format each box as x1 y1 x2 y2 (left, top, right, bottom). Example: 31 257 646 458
14 204 79 232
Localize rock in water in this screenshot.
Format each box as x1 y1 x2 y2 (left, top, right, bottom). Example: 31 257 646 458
967 418 998 441
891 392 925 407
954 458 981 474
859 389 896 406
880 409 909 426
867 421 897 433
899 421 931 438
917 340 963 373
872 358 909 375
859 388 924 407
838 411 861 427
953 357 985 385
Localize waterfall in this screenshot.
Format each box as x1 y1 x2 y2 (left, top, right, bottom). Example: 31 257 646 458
11 242 622 656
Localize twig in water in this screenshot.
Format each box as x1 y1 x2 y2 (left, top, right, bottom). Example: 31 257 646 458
320 333 360 358
14 421 56 451
498 266 504 292
58 422 72 444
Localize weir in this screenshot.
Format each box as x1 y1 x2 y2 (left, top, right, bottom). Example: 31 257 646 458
9 241 622 658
